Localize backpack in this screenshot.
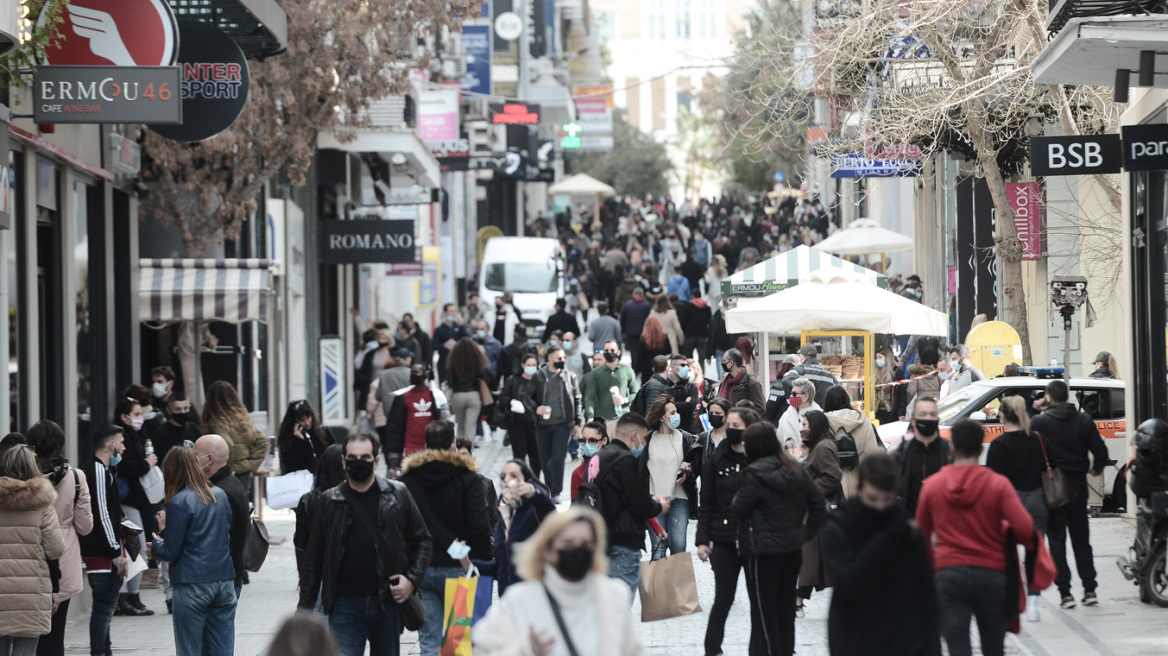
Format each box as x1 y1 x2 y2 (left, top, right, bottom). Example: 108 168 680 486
834 426 859 469
571 451 628 515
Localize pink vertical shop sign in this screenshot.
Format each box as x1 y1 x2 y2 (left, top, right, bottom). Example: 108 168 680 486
1006 182 1042 261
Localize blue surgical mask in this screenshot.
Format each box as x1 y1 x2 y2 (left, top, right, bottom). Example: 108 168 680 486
563 341 572 350
631 446 645 458
939 370 951 381
549 340 560 348
445 315 457 323
524 366 538 376
110 452 122 467
875 358 886 368
668 414 681 429
581 443 599 458
677 366 690 380
475 330 487 340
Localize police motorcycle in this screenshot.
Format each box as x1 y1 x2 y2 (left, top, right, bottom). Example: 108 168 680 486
1117 418 1168 606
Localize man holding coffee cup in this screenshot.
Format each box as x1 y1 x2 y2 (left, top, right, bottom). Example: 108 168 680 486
584 340 640 439
532 346 584 501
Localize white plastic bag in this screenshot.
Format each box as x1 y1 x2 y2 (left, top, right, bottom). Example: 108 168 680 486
265 470 314 510
139 466 166 504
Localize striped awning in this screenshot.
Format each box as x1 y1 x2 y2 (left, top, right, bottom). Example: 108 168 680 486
139 259 273 323
721 245 887 297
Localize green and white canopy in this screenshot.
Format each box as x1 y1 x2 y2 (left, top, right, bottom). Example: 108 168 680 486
721 245 887 297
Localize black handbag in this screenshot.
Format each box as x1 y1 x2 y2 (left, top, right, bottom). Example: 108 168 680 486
1036 431 1072 510
341 484 425 630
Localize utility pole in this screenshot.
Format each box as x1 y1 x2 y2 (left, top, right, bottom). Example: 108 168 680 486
517 0 530 102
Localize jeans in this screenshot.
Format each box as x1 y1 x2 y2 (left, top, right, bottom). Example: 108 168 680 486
536 422 572 497
744 551 802 656
508 423 541 479
418 566 466 655
608 545 642 600
649 498 690 561
36 597 69 656
450 391 483 440
1046 472 1096 597
329 595 400 656
172 580 237 656
0 637 38 656
705 542 744 656
87 571 123 656
935 567 1008 656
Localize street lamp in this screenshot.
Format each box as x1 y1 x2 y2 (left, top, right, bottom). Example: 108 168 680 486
1050 275 1088 383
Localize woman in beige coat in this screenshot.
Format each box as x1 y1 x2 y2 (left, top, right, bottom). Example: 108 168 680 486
203 381 268 491
0 445 66 653
28 420 93 656
650 294 685 355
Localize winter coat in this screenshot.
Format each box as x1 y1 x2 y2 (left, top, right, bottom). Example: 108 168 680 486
1030 403 1109 475
826 409 884 498
367 379 387 429
800 357 839 405
597 441 663 550
906 365 941 407
696 439 749 546
778 402 822 451
298 477 434 614
633 374 671 416
731 456 826 556
619 298 652 337
471 486 556 595
650 309 685 354
44 462 93 602
399 449 494 569
78 459 124 563
666 378 701 432
279 425 337 475
541 311 581 343
0 476 66 637
895 437 953 516
113 422 155 511
532 366 584 427
501 374 539 427
205 415 268 476
676 300 711 343
800 439 841 589
820 499 941 656
721 371 766 409
986 429 1047 492
765 368 803 424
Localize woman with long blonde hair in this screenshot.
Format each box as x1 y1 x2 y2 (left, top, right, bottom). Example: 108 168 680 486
473 507 642 656
150 447 236 656
202 381 267 494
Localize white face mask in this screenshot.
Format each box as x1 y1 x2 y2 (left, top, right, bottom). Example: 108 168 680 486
152 382 170 399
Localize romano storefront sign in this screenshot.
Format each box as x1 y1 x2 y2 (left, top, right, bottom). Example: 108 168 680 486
34 65 181 123
320 220 416 264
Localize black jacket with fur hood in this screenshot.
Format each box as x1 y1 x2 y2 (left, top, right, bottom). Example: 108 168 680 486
399 449 494 568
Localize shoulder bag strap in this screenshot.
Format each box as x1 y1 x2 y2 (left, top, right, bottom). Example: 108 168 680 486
73 467 81 505
1034 431 1057 479
542 584 582 656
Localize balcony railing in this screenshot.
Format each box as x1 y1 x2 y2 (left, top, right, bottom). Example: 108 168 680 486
1047 0 1168 36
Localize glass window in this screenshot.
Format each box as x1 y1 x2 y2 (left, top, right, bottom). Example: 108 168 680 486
698 0 717 38
935 384 987 425
649 0 667 39
1074 387 1125 420
675 0 691 38
483 262 558 293
74 181 91 438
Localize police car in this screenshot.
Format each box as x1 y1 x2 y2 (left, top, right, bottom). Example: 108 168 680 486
877 369 1126 512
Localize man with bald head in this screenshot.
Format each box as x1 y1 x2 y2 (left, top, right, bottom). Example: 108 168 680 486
194 434 251 597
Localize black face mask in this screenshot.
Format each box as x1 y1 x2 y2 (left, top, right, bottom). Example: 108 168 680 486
410 373 427 386
170 411 190 425
555 545 594 582
724 428 744 445
914 419 939 437
722 361 733 372
548 361 560 371
345 459 375 483
709 414 724 429
603 352 620 363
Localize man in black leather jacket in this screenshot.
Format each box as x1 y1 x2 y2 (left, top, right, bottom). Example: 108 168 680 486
299 433 433 655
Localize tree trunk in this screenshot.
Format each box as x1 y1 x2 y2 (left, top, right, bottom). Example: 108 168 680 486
178 320 202 408
966 109 1033 365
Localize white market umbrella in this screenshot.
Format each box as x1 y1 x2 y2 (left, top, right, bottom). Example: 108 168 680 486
547 173 616 197
726 269 948 336
813 219 913 256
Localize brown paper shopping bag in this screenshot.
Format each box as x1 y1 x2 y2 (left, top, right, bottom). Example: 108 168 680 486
638 552 702 622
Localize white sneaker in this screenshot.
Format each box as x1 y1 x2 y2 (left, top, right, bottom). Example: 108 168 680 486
1026 595 1040 622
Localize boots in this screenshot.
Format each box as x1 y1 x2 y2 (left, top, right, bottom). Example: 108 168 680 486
115 593 154 616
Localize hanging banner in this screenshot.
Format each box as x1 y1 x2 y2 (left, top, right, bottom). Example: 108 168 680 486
1006 182 1042 261
418 87 460 142
319 337 345 425
462 24 492 98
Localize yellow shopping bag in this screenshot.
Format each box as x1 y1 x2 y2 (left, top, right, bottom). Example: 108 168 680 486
441 567 484 656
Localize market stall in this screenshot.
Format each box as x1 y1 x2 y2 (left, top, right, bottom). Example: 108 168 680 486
726 269 948 415
811 219 914 273
720 245 887 299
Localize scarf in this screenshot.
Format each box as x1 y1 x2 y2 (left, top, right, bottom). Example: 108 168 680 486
718 367 746 401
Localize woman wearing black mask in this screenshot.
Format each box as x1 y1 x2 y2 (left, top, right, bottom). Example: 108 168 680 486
698 399 731 469
695 406 759 656
473 508 643 656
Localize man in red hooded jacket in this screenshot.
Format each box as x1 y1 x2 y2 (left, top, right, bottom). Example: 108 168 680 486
916 419 1034 656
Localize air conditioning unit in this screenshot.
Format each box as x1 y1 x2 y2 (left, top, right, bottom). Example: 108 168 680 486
107 133 140 175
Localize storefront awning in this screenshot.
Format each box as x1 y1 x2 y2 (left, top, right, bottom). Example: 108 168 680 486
721 245 887 297
139 259 273 323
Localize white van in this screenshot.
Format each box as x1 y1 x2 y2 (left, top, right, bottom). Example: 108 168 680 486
478 237 564 331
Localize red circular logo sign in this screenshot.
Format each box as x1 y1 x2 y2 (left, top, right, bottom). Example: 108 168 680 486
40 0 178 67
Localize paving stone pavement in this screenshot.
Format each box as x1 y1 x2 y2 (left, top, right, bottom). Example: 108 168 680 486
60 431 1168 655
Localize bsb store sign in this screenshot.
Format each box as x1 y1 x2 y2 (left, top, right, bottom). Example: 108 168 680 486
1029 125 1168 176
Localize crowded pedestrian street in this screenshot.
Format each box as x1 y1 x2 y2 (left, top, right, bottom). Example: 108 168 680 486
6 0 1168 655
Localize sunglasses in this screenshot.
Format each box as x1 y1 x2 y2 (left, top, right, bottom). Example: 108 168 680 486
582 437 604 445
